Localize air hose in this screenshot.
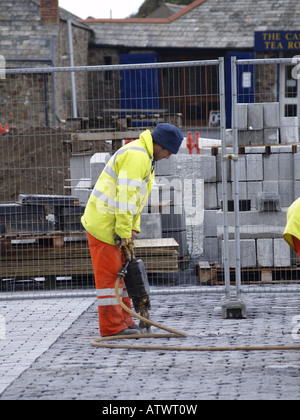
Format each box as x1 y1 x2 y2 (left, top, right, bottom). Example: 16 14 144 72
91 276 300 352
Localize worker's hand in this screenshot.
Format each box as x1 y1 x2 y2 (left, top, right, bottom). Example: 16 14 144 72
114 234 127 247
131 230 138 241
115 231 138 247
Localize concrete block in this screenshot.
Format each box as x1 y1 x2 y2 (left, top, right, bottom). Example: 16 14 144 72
274 238 291 267
240 239 256 267
279 180 294 207
218 225 285 240
263 154 279 181
257 238 274 267
223 239 256 268
204 183 217 209
280 117 299 143
247 182 263 207
263 102 280 128
198 155 217 183
204 210 219 238
231 155 246 181
222 297 247 319
256 192 281 212
217 182 233 206
155 154 175 176
90 153 111 187
203 237 221 262
264 128 279 145
244 146 265 154
216 155 231 182
279 153 294 180
248 103 264 130
216 208 287 228
277 145 294 153
139 213 162 239
225 129 233 146
70 155 91 187
238 130 263 146
237 182 247 200
246 154 263 181
294 154 300 180
262 180 279 194
294 180 300 200
237 103 248 130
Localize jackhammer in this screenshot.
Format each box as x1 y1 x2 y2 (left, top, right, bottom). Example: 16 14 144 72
115 237 151 332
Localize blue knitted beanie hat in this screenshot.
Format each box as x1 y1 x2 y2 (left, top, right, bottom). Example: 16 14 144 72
151 123 183 154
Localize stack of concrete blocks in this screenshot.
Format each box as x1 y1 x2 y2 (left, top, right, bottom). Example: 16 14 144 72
202 204 293 269
146 155 188 256
235 102 298 146
172 154 219 258
217 146 296 210
202 145 299 269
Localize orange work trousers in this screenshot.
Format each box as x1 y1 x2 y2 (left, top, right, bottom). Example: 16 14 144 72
87 232 134 336
293 236 300 262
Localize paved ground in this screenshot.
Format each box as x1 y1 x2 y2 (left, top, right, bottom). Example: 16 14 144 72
0 289 299 401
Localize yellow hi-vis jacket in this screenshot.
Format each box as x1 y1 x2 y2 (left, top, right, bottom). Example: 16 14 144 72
283 197 300 252
81 130 155 245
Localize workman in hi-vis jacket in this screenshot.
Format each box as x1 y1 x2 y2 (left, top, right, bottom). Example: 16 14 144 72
81 123 184 337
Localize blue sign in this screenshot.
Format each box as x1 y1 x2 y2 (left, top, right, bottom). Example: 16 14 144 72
255 31 300 51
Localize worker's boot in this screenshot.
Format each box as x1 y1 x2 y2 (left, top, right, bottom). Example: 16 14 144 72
113 327 141 336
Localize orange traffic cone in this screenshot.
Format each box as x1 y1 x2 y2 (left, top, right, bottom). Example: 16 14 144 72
186 131 194 154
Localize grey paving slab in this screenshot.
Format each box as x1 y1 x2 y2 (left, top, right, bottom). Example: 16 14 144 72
0 297 94 396
0 290 299 400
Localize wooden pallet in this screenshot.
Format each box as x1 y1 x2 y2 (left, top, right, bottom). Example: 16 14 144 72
0 235 179 278
196 263 300 285
210 142 300 156
133 238 179 273
0 231 87 250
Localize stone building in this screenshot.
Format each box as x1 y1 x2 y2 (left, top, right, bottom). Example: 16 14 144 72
0 0 92 127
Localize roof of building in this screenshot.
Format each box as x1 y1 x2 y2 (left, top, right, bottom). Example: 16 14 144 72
83 0 300 49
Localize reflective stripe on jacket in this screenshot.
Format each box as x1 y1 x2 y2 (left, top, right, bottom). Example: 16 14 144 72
81 130 155 245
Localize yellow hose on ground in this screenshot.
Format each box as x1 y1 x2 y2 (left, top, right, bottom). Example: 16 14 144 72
91 276 300 352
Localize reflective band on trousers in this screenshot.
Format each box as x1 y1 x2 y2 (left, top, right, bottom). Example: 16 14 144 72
97 288 129 306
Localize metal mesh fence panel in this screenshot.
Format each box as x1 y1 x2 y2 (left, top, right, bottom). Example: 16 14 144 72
230 57 300 294
0 60 229 296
